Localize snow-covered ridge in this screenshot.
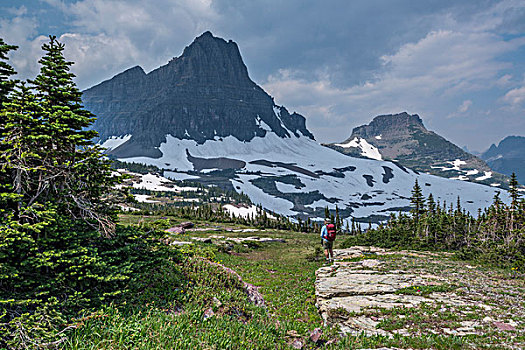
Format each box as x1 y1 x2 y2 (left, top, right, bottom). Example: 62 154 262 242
100 134 132 151
334 137 382 160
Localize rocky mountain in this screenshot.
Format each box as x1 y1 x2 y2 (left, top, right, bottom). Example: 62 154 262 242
84 33 505 223
481 136 525 185
324 112 509 188
83 31 313 158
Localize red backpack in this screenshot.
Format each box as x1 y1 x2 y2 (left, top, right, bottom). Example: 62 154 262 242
326 223 337 241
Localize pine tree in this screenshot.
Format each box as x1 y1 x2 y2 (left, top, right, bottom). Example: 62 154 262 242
335 205 340 230
427 193 436 215
508 172 521 232
28 36 119 234
509 173 520 210
0 83 46 217
410 179 425 225
0 38 19 218
0 38 18 109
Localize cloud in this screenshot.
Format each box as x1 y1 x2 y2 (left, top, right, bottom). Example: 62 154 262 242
58 32 141 87
264 26 525 142
1 0 524 150
496 74 513 86
0 14 45 81
5 0 220 88
458 100 473 113
503 86 525 105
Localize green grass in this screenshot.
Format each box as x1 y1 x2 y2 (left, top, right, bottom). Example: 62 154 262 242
395 284 457 296
62 215 525 349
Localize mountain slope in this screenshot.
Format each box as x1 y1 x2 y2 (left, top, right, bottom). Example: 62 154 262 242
84 33 505 222
324 112 509 188
481 136 525 185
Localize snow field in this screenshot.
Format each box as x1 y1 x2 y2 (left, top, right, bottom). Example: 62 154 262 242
112 131 506 221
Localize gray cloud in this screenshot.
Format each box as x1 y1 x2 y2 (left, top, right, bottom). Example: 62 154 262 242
1 0 524 151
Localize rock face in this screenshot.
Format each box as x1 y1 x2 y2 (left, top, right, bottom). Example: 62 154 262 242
315 246 523 341
324 112 509 188
481 136 525 185
83 31 313 158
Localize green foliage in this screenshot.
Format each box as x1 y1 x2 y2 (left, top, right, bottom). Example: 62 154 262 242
0 38 18 108
0 219 181 346
410 179 425 228
134 202 322 233
111 160 162 175
0 36 185 348
65 255 287 349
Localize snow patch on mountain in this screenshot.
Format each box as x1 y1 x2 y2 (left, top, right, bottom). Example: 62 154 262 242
232 174 295 216
276 182 303 193
334 137 382 160
223 204 275 219
131 172 199 192
134 194 160 203
164 171 200 181
476 172 492 181
100 134 132 151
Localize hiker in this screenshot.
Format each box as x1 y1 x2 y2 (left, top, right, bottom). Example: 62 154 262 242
320 218 336 263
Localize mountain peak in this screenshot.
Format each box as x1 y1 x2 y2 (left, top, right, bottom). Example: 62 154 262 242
83 32 314 156
325 112 507 187
167 31 251 87
367 112 424 130
481 135 525 184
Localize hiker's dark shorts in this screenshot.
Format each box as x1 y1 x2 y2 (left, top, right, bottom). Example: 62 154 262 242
322 239 333 250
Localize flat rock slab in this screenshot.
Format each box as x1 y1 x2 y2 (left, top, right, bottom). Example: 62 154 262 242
207 235 285 244
316 264 441 298
318 293 432 315
315 246 495 337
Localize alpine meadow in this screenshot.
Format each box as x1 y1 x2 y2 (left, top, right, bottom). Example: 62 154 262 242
1 14 525 350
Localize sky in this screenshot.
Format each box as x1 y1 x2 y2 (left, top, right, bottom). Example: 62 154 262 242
1 0 524 152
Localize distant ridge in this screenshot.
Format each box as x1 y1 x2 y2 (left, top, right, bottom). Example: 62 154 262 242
481 136 525 185
325 112 509 188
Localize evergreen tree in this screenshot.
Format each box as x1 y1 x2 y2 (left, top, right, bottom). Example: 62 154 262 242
427 193 436 215
509 172 520 210
28 36 119 234
0 38 19 218
0 37 182 348
335 205 340 230
410 179 425 226
0 38 17 109
0 83 46 216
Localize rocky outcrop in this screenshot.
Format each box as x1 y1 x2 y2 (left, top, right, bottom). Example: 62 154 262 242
315 247 521 339
83 31 314 157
